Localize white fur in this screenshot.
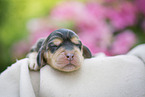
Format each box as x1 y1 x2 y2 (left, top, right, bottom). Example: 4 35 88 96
0 45 145 97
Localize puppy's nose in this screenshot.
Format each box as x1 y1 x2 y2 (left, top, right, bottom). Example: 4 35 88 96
66 53 74 61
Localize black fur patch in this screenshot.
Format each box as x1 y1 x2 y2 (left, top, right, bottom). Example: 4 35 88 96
45 29 82 53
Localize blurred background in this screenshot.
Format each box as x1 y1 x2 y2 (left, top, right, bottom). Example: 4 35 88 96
0 0 145 73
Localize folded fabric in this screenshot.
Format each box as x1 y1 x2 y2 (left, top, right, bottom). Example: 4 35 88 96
0 44 145 97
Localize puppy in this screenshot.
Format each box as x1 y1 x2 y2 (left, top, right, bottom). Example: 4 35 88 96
27 28 92 72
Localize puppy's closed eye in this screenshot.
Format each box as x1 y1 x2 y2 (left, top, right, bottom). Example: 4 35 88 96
28 28 92 72
71 37 80 44
52 38 63 46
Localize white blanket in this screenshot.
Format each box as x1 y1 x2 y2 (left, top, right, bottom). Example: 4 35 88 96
0 44 145 97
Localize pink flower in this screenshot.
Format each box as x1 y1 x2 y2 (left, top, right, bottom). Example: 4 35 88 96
50 2 84 21
135 0 145 15
110 30 136 55
78 25 112 55
85 3 106 20
79 33 105 55
106 2 137 30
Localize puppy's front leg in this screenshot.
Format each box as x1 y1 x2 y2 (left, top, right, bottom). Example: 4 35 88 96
27 52 40 70
27 38 45 71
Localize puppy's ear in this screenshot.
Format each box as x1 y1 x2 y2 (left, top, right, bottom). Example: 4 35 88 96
37 47 46 67
83 45 92 58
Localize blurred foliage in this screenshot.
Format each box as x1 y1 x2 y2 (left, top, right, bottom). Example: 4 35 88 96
0 0 64 73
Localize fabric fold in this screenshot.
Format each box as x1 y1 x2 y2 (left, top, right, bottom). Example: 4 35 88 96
20 59 36 97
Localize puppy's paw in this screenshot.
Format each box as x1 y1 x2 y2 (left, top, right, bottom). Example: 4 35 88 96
28 58 40 71
28 52 40 71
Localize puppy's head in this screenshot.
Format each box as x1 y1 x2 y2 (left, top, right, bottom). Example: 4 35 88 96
37 29 92 72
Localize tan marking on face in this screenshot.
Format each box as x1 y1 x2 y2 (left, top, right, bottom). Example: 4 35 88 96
71 37 80 44
52 38 63 46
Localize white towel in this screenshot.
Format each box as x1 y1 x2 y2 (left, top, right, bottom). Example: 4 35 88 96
0 44 145 97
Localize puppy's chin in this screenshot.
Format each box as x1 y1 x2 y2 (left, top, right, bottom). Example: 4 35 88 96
53 62 82 72
62 64 77 71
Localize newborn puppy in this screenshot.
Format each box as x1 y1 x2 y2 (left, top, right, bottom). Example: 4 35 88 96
28 28 92 72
